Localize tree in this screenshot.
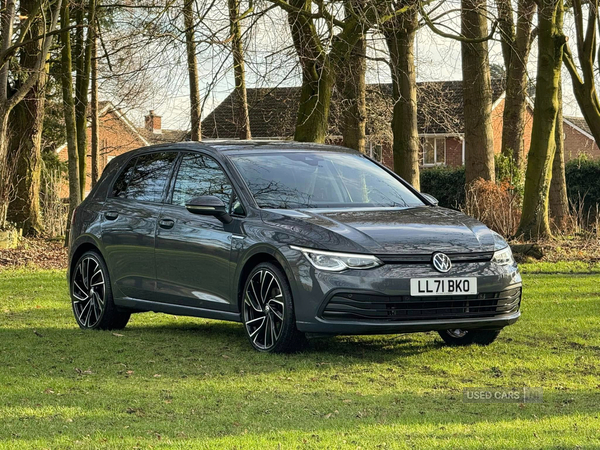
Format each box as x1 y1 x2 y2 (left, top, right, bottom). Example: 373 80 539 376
74 0 97 198
383 0 419 188
517 0 565 240
562 0 600 147
60 0 81 220
549 78 569 230
184 0 201 141
228 0 251 139
6 0 50 235
90 21 100 187
496 0 536 168
0 0 62 227
273 0 393 143
461 0 495 184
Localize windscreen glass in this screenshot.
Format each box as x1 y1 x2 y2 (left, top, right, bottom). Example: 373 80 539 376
231 152 424 209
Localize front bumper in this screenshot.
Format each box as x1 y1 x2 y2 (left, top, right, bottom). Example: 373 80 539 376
285 251 522 335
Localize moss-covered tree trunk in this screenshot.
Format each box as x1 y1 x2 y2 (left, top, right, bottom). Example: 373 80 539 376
74 0 96 197
562 0 600 147
286 0 365 143
6 0 47 235
61 0 81 222
338 34 366 153
461 0 495 184
517 0 565 240
184 0 201 141
497 0 535 168
228 0 251 140
90 29 100 187
549 79 569 230
384 0 419 188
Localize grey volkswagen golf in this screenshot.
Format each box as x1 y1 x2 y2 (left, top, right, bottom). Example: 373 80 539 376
68 141 522 353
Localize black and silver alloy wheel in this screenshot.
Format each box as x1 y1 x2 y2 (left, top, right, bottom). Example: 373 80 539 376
244 269 285 350
72 254 106 328
242 262 306 353
71 250 130 330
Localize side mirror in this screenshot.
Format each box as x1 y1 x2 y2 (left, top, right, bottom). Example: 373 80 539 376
185 195 232 224
421 193 439 206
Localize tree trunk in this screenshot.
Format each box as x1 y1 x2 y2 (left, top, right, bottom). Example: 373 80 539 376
184 0 202 141
91 29 100 187
0 112 13 228
0 0 62 228
517 0 565 240
228 0 251 140
498 0 535 168
6 0 47 235
287 0 331 143
461 0 495 184
61 0 81 221
338 0 366 154
384 0 419 188
549 78 569 231
74 0 96 198
562 0 600 147
286 0 364 143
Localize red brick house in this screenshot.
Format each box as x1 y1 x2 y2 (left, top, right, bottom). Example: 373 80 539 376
57 103 186 197
202 81 596 169
563 116 600 160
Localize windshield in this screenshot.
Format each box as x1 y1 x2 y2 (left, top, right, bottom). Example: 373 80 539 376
230 151 425 209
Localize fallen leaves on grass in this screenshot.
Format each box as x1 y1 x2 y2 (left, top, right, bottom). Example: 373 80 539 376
0 238 67 270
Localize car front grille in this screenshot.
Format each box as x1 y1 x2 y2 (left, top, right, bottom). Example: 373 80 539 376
321 287 521 322
375 252 494 264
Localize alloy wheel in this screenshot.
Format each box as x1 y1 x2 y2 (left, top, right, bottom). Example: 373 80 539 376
243 269 285 350
72 255 106 328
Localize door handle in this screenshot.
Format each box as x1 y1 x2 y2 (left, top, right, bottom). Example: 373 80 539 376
104 211 119 220
158 218 175 229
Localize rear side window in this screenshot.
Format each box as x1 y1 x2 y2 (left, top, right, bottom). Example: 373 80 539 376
111 152 176 202
171 153 233 207
112 157 137 198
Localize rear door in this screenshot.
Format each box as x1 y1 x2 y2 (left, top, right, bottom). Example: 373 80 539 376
154 152 238 310
101 151 177 301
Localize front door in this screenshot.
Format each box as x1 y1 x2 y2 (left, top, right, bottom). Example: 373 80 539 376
101 151 177 301
154 152 236 310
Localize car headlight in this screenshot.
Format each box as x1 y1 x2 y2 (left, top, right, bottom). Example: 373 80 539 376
492 246 514 265
290 246 383 272
491 232 515 265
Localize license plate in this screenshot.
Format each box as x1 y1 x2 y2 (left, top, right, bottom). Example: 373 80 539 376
410 277 477 296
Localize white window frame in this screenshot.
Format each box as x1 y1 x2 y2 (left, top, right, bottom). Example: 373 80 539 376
367 141 383 162
420 135 447 167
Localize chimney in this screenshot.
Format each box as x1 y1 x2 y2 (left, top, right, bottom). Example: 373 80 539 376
145 110 162 134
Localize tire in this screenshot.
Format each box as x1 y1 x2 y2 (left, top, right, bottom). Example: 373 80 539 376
438 328 501 346
71 250 130 330
242 262 306 353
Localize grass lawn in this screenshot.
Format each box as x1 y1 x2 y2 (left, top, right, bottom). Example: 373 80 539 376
1 268 600 449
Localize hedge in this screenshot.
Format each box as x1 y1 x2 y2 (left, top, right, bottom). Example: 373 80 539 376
419 158 600 216
565 158 600 217
420 166 466 209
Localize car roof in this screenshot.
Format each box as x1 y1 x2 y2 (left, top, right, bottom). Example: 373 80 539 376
121 140 361 159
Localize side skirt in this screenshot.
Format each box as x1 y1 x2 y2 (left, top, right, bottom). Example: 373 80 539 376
116 297 242 323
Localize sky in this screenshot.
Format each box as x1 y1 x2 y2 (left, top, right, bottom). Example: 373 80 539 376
107 2 586 132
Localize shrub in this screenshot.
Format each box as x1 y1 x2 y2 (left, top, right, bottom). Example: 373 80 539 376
420 166 465 209
463 179 522 237
565 156 600 224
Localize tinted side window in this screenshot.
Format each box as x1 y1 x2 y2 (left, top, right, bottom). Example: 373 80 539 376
171 153 233 207
112 157 137 198
125 152 177 202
